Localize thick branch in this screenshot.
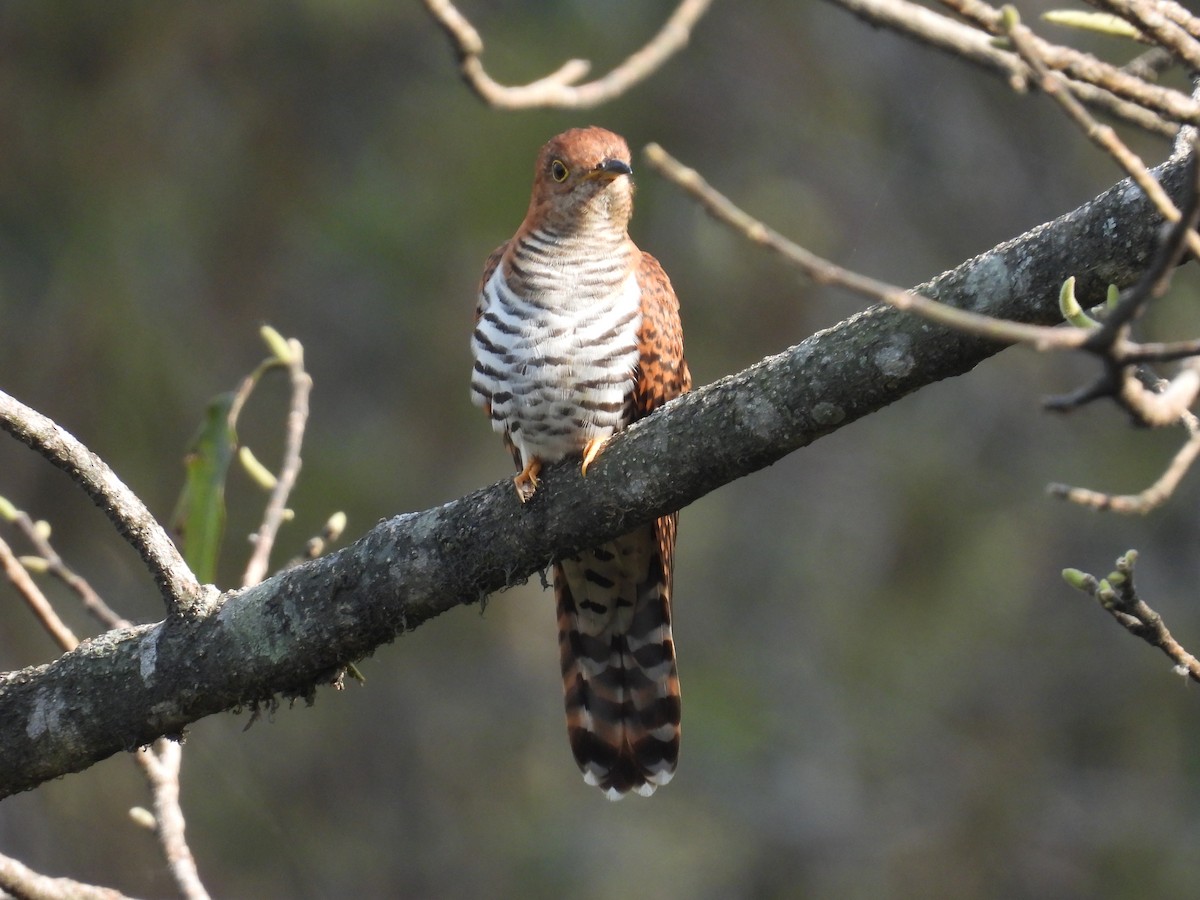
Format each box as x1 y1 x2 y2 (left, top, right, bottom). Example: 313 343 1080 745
0 152 1193 799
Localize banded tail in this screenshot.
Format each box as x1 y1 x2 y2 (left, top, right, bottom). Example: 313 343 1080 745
556 514 681 799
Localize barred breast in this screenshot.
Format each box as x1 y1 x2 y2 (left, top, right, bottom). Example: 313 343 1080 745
470 226 642 469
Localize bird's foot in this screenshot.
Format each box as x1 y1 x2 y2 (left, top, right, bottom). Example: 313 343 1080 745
580 437 608 476
513 458 542 503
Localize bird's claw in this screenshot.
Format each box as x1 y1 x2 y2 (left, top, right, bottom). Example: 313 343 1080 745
514 459 542 503
580 437 608 476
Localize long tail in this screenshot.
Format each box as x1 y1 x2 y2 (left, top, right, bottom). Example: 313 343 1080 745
555 514 681 799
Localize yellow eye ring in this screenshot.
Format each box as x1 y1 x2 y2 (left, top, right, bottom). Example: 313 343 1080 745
550 159 569 182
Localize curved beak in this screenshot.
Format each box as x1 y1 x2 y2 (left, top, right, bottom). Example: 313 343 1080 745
590 158 633 180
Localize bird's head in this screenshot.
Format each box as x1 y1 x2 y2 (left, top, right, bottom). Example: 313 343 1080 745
528 127 635 233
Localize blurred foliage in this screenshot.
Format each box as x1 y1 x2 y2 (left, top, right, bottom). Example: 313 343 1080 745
3 1 1200 897
172 391 236 584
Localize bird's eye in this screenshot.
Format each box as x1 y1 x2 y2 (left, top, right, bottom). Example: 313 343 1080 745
550 159 569 182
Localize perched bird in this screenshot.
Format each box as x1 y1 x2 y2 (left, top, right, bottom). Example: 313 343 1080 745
470 127 691 799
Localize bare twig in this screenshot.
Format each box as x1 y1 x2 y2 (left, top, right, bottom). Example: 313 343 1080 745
828 0 1180 134
1051 409 1200 512
1064 551 1200 680
4 505 128 630
1158 0 1200 41
423 0 712 109
0 390 209 617
1122 47 1176 81
1118 359 1200 426
1094 0 1200 71
938 0 1200 125
1120 337 1200 363
0 534 79 649
648 135 1200 434
650 132 1197 423
643 142 1090 349
1001 7 1200 259
0 529 207 898
133 742 210 900
1 501 206 894
0 853 133 900
242 338 312 588
283 510 347 571
1087 137 1200 343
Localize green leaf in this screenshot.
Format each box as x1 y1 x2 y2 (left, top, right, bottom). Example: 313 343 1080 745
1061 567 1094 592
18 556 48 573
1042 10 1143 40
171 393 237 585
260 325 295 365
1058 276 1099 329
238 445 278 490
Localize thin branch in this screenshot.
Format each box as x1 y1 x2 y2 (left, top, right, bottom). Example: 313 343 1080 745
133 742 209 900
4 505 128 630
1086 137 1200 343
1122 47 1176 81
643 142 1090 350
937 0 1200 125
242 338 312 588
1050 410 1200 512
1158 0 1200 40
1064 551 1200 680
1118 359 1200 426
828 0 1179 133
283 511 347 571
0 390 210 618
1120 336 1200 363
648 138 1200 428
1094 0 1200 71
1 491 207 896
0 535 79 650
1001 7 1200 260
0 854 133 900
423 0 712 109
0 539 206 896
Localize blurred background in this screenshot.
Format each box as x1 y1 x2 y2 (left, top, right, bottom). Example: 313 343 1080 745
3 1 1200 897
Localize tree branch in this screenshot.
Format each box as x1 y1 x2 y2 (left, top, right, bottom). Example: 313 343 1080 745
0 392 209 618
826 0 1197 132
133 741 209 900
1 499 208 896
1002 8 1200 260
0 853 133 900
1064 550 1200 680
0 150 1194 799
1050 408 1200 512
241 336 313 588
423 0 712 109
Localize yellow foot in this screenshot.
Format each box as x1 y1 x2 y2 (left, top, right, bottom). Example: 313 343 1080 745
513 458 542 503
580 436 609 476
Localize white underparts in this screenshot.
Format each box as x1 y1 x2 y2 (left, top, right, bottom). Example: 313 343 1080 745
471 228 642 467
